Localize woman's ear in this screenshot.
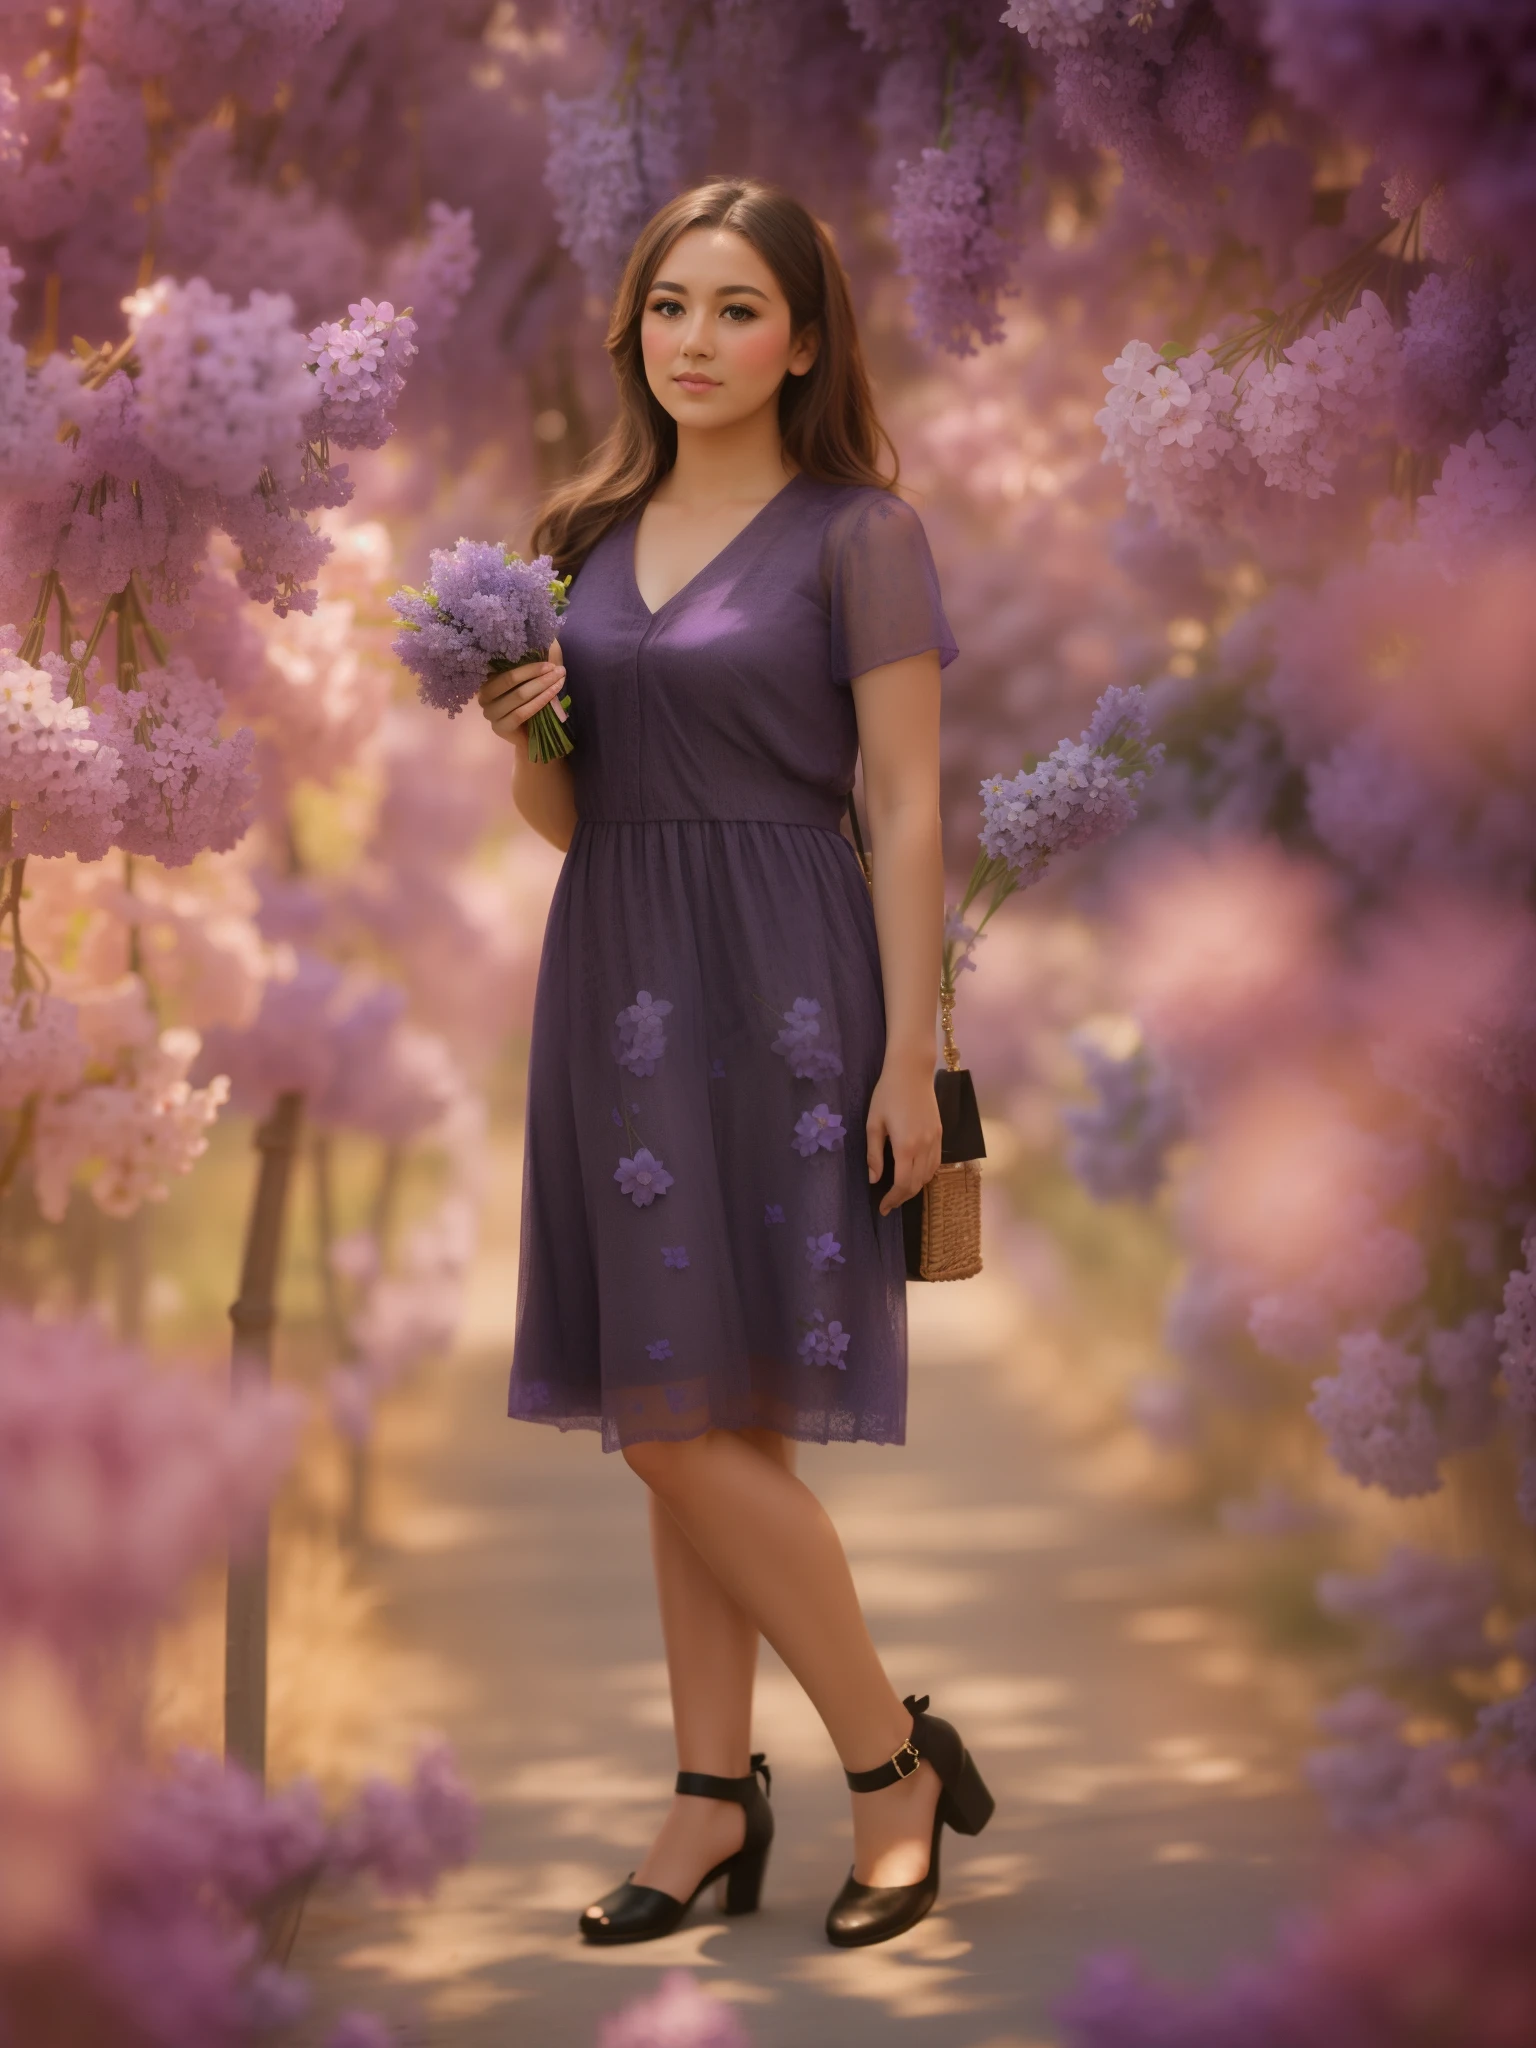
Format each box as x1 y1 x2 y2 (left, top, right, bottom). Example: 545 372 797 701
787 326 820 378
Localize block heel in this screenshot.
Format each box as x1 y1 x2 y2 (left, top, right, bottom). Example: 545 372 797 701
826 1695 995 1948
939 1748 995 1837
579 1754 773 1945
722 1840 770 1914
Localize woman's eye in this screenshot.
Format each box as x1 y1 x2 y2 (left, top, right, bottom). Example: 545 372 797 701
722 304 757 323
649 298 684 317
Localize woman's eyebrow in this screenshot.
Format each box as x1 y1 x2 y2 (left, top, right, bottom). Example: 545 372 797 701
648 280 770 300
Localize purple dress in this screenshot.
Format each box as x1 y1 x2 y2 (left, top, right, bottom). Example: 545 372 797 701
508 472 957 1451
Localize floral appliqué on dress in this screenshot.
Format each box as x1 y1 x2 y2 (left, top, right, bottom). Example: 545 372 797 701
615 990 672 1077
771 997 844 1082
615 1148 674 1206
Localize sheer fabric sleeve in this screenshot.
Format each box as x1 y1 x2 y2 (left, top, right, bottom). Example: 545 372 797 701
826 491 958 686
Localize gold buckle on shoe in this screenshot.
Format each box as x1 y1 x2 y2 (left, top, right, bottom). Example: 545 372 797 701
890 1738 920 1780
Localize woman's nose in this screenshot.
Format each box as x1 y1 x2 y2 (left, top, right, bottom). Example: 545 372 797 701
680 313 714 356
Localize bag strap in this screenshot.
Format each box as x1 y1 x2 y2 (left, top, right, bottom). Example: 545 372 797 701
847 787 965 1073
845 789 873 889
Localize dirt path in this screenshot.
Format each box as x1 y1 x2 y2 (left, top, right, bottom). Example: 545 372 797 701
292 1142 1326 2046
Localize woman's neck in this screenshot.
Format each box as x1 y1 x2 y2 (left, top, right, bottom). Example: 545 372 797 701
659 403 794 509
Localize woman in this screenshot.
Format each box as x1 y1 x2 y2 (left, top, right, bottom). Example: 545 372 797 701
478 178 992 1950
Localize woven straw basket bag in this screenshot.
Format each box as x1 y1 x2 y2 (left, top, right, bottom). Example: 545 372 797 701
846 795 985 1283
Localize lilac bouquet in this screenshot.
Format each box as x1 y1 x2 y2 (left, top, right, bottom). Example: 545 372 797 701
388 538 572 761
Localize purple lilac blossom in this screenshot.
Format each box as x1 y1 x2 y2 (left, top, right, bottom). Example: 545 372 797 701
770 997 843 1082
614 1148 674 1206
389 540 565 716
1397 270 1504 450
543 58 685 300
763 1203 784 1225
616 990 672 1076
329 1742 477 1895
890 99 1024 357
304 296 419 451
805 1232 845 1272
1415 419 1536 558
1263 0 1536 268
1426 1312 1502 1452
1062 1035 1185 1201
89 656 258 867
645 1337 673 1361
1303 1686 1460 1838
980 685 1163 880
1158 35 1251 163
661 1244 689 1269
383 200 479 357
122 274 312 495
792 1104 846 1156
1317 1546 1498 1671
1308 1333 1443 1498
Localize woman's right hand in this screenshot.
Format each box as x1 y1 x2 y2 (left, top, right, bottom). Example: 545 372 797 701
478 638 567 753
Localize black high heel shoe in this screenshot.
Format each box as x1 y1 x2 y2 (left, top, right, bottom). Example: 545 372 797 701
578 1754 773 1945
826 1695 994 1948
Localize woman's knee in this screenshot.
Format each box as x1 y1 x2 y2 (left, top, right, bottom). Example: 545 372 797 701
622 1435 700 1491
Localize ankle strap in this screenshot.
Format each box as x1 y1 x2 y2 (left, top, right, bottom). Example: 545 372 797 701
676 1752 771 1804
844 1695 931 1793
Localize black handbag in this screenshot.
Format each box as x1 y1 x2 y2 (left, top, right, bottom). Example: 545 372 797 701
847 793 986 1281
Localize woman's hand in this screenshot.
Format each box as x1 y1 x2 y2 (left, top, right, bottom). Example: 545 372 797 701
866 1049 942 1216
477 638 567 753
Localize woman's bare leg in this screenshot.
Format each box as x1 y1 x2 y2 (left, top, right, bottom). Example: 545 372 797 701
631 1428 784 1898
623 1427 941 1887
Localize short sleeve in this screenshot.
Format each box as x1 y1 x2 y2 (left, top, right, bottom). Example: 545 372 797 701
826 491 958 685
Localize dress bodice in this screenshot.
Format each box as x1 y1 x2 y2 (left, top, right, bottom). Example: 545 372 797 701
557 473 957 833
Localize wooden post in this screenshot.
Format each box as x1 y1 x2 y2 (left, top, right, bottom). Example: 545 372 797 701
225 1089 304 1784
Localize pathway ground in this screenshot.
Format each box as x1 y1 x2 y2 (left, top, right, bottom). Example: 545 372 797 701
292 1146 1327 2047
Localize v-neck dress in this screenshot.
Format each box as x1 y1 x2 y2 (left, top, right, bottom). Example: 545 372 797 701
508 473 957 1451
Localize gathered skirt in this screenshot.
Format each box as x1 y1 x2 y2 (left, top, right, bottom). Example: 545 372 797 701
508 817 908 1451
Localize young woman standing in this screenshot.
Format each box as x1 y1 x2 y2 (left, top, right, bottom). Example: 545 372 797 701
478 178 992 1949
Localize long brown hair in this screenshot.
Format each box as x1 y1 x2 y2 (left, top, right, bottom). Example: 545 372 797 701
533 179 899 577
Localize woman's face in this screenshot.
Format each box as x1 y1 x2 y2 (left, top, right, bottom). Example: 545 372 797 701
639 226 818 435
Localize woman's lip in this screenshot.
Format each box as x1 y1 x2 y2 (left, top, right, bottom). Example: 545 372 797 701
674 375 721 389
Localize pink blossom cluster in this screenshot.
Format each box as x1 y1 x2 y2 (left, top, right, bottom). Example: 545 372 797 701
0 629 127 862
1234 292 1401 498
1060 1781 1536 2045
32 1024 230 1222
0 1306 474 2042
1096 342 1243 529
0 1311 301 1664
598 1970 752 2048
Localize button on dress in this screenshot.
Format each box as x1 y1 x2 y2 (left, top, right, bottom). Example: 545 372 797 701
508 472 957 1451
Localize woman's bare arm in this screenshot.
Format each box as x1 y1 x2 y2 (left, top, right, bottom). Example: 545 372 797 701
478 640 578 852
849 648 944 1214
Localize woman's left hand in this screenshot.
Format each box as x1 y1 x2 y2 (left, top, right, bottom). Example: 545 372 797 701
865 1051 942 1216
